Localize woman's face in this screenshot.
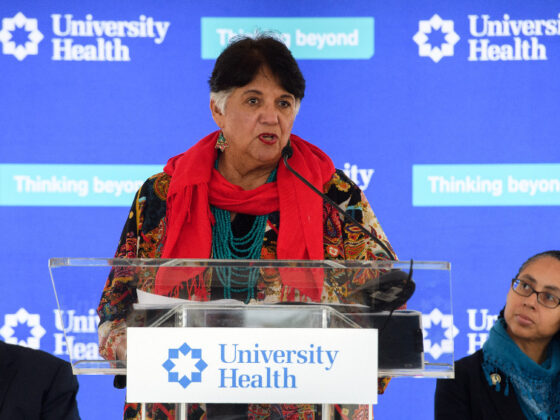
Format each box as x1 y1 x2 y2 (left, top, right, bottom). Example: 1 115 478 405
210 66 297 174
504 256 560 346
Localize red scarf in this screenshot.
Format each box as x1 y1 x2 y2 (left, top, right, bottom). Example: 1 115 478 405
155 131 335 301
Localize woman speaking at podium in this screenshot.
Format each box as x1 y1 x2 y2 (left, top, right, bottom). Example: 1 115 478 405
97 34 395 420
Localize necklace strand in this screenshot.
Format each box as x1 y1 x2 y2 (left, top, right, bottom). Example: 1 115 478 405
211 166 277 302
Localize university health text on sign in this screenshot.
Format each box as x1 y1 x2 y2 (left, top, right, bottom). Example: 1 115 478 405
127 327 378 404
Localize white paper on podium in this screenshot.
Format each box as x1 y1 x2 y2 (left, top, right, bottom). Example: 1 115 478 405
134 289 368 310
134 289 245 310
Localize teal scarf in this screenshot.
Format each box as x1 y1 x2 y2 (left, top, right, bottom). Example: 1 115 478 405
482 318 560 420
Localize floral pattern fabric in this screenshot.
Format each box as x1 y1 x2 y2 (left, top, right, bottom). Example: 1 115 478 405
97 169 395 420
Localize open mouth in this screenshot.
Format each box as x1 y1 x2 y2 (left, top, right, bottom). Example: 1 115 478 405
258 133 278 144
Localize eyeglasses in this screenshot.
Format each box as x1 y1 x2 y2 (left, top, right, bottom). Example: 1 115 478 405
511 278 560 309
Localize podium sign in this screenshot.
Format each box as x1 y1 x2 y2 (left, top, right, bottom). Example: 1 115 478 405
127 327 378 404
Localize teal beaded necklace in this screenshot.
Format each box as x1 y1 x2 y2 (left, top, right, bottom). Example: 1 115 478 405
211 160 277 302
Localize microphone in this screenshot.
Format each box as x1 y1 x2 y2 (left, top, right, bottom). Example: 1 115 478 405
281 142 415 312
349 263 415 312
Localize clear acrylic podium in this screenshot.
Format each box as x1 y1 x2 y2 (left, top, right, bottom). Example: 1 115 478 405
48 258 453 419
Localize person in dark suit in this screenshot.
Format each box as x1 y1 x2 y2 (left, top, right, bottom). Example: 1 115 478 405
434 250 560 420
0 340 81 419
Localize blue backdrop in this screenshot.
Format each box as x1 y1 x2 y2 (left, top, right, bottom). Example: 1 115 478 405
1 0 559 418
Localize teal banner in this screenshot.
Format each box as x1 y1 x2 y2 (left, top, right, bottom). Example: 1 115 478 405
0 164 162 206
413 164 560 206
201 17 374 59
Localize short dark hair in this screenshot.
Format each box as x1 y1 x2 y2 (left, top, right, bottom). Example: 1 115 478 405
208 34 305 100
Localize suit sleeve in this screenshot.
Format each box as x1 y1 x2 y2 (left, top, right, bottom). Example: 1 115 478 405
41 360 81 420
434 369 473 420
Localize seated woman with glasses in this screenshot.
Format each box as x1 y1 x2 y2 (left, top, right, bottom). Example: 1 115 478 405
434 250 560 420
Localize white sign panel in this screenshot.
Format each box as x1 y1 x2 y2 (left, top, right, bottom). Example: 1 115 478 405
127 327 378 404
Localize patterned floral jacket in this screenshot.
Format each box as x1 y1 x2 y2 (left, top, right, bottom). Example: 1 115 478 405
97 169 395 420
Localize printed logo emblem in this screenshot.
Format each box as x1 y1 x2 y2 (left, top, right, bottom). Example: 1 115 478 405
0 307 47 348
0 12 44 61
413 14 460 63
163 342 208 389
422 308 459 359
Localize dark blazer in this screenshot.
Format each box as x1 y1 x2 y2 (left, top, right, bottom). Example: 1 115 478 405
0 341 80 420
434 349 525 420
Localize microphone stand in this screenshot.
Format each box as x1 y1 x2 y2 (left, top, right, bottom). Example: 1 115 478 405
281 144 395 260
281 143 415 314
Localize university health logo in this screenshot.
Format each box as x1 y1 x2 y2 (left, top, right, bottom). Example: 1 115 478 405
0 307 47 348
422 308 459 359
413 14 460 63
0 12 44 61
163 342 208 389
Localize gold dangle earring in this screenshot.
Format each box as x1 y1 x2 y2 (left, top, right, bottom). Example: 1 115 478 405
215 132 228 152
